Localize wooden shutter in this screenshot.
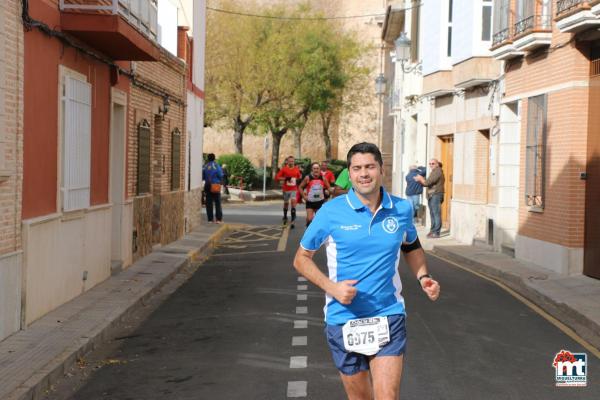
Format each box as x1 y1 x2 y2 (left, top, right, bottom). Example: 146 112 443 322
525 94 546 208
62 76 91 211
137 119 151 195
171 128 181 190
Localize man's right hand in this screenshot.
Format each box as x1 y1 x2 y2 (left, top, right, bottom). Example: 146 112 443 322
331 280 358 304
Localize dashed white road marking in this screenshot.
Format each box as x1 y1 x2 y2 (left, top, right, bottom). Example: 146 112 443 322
297 277 307 282
297 294 308 301
292 336 308 346
290 356 308 368
296 306 308 314
294 320 308 329
287 381 307 397
297 285 308 291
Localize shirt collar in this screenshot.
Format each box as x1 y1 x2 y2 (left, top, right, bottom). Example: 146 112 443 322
346 187 394 210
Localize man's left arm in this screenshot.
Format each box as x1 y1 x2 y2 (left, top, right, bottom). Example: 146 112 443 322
402 246 440 301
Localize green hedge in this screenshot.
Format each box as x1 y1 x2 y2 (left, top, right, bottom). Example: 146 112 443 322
217 153 257 189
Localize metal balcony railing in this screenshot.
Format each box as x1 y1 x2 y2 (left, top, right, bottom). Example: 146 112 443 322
557 0 586 16
492 27 511 46
514 14 552 36
59 0 158 41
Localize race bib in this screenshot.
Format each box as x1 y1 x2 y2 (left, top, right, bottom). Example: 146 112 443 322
342 316 390 356
289 177 296 186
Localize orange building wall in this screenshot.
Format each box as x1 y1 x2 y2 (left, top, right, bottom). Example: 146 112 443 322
23 0 112 219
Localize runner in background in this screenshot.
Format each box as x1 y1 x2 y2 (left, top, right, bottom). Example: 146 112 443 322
320 160 336 200
299 162 330 227
332 167 352 197
275 156 302 228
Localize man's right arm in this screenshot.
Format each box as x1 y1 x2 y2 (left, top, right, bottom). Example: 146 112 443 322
293 248 357 305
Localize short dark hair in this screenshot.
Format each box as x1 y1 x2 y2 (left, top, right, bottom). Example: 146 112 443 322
207 153 216 161
346 142 383 167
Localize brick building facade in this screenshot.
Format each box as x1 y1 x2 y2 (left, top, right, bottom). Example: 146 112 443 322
0 0 24 341
128 53 187 261
491 0 600 277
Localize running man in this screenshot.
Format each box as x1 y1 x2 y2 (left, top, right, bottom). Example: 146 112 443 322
320 160 336 199
275 156 303 228
293 142 440 400
299 162 331 227
332 167 352 197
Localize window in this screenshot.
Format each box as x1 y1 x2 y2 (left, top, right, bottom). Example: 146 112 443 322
525 94 547 209
171 128 181 190
482 1 493 41
137 119 151 195
493 0 510 42
62 75 91 211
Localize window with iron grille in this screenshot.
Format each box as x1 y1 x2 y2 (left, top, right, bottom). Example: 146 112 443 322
525 94 547 209
171 128 181 190
137 119 151 195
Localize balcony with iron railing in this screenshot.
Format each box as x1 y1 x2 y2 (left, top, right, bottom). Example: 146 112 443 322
555 0 600 32
59 0 160 60
511 14 553 51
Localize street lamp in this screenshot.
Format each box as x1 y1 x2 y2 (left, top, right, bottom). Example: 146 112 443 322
374 73 387 97
394 32 422 74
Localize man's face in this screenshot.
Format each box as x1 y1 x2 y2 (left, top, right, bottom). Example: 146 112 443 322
348 153 383 197
429 159 438 169
320 162 328 171
311 164 321 176
286 158 295 168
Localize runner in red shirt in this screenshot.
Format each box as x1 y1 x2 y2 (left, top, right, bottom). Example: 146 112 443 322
275 156 303 228
320 160 336 200
299 162 330 227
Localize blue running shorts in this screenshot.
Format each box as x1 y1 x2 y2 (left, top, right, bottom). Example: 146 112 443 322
325 314 407 375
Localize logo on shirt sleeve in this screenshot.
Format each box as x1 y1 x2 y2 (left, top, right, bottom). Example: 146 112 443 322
382 217 399 234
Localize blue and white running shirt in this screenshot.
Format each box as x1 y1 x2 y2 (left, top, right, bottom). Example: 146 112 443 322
300 187 418 325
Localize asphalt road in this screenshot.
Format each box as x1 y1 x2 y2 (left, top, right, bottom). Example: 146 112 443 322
45 202 600 400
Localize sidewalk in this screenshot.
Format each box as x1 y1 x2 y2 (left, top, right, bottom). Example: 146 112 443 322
0 223 234 400
418 226 600 353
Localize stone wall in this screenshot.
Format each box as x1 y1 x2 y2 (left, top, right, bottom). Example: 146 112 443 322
133 194 153 261
185 187 203 232
159 191 185 245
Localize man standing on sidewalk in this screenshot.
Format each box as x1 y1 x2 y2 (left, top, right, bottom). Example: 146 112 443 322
275 156 302 228
414 159 445 238
405 164 426 221
294 142 440 400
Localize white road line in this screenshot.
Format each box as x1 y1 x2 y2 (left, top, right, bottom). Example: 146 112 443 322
297 277 307 282
292 336 307 346
294 320 308 329
297 294 308 301
290 356 308 368
296 306 308 314
287 381 307 397
297 285 308 291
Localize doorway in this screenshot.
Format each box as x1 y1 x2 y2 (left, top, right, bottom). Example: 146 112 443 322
584 69 600 279
110 102 126 272
439 135 454 230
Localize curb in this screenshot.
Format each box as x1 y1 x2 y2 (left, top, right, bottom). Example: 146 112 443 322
3 225 231 400
431 246 600 352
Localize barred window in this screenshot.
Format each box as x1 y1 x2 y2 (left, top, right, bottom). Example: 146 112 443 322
525 94 547 209
171 128 181 190
137 119 151 195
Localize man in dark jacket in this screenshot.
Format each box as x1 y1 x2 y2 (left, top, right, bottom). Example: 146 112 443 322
405 165 426 220
415 159 445 238
202 153 224 224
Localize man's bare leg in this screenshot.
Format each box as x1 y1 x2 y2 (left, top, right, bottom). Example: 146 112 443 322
370 355 404 400
339 370 372 400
